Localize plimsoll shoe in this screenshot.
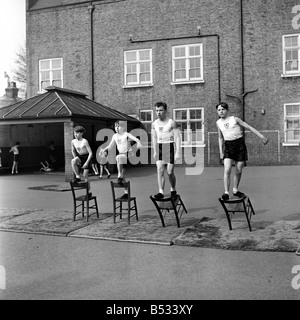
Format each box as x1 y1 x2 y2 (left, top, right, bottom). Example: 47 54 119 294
233 191 246 198
154 193 164 200
221 193 229 200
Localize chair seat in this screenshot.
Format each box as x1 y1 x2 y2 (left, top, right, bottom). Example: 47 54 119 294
76 195 96 201
116 196 136 202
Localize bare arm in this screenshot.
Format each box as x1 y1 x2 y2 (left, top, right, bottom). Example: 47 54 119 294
235 117 269 144
217 126 225 160
71 140 77 158
172 121 181 159
127 132 143 149
102 136 116 153
151 123 158 158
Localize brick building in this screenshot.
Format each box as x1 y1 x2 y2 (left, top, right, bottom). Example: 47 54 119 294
26 0 300 166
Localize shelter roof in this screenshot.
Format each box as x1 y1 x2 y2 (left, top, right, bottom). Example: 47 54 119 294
0 86 140 124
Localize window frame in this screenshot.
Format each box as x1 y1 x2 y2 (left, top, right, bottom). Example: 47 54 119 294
39 58 63 92
282 34 300 77
124 49 153 87
284 103 300 144
173 107 205 146
171 44 204 84
139 110 153 146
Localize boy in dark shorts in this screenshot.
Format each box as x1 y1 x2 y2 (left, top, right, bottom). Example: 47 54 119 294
216 102 269 200
71 125 93 197
151 101 181 200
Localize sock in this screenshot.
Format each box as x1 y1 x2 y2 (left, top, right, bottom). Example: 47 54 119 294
159 189 164 195
170 187 176 192
224 191 229 195
233 188 238 194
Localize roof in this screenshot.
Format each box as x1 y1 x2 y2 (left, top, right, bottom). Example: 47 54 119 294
0 86 140 124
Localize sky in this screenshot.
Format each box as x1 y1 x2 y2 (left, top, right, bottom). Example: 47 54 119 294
0 0 26 96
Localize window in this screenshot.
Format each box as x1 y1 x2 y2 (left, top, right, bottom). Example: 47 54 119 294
172 44 203 83
284 103 300 143
174 108 204 146
124 49 152 86
282 35 300 76
39 58 63 92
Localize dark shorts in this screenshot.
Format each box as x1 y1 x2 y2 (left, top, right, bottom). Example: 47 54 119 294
77 154 92 169
224 137 248 162
157 143 175 164
14 154 19 162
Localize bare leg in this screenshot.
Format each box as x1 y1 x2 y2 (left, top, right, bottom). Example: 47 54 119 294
233 161 244 191
104 165 110 176
156 161 165 194
167 163 176 190
71 157 81 178
223 158 233 193
99 165 103 177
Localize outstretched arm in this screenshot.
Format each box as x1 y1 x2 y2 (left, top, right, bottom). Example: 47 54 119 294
235 117 269 144
127 132 143 149
102 136 116 153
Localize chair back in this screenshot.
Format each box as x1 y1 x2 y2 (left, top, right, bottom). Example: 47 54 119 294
110 181 131 200
70 181 89 198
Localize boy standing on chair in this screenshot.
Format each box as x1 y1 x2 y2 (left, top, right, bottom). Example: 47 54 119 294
101 120 142 199
216 102 269 201
152 101 181 200
71 126 93 197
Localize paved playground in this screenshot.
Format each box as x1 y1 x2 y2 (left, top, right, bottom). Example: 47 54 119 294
0 165 299 300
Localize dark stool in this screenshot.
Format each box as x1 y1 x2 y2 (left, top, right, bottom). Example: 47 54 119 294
150 194 187 228
218 196 255 231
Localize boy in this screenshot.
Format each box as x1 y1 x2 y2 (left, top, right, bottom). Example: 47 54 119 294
216 102 269 200
151 101 181 200
101 120 142 199
98 149 111 179
71 126 93 197
9 141 20 174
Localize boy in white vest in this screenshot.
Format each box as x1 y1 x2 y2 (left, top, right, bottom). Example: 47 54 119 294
216 102 268 200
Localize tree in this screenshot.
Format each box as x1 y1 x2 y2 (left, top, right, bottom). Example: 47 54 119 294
11 41 27 99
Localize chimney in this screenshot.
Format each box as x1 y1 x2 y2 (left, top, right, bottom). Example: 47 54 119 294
5 81 19 100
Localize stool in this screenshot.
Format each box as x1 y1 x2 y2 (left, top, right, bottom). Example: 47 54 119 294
218 196 255 231
150 194 187 228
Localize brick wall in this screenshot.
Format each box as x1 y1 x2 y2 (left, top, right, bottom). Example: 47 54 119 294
26 0 300 166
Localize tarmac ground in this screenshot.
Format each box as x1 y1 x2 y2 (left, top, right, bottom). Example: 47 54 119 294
0 165 300 300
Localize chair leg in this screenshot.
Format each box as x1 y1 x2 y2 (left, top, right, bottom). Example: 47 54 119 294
82 202 84 218
86 199 89 222
134 199 138 221
128 201 131 225
95 199 99 218
73 202 76 221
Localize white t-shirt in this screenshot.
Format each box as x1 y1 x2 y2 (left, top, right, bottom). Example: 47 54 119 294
153 118 175 143
216 116 243 141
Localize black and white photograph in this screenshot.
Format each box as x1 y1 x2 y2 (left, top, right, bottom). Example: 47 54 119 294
0 0 300 303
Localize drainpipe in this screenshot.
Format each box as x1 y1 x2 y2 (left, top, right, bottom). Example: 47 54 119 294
226 0 258 138
87 3 95 100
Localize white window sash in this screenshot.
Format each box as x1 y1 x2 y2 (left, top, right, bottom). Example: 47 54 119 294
282 34 300 75
172 44 203 83
284 103 300 143
173 108 204 146
124 49 152 86
39 58 63 92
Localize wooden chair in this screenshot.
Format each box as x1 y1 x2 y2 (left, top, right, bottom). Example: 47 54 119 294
70 181 99 222
110 181 138 224
150 194 188 228
218 196 255 231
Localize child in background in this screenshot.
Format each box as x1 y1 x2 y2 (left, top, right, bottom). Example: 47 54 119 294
98 149 111 179
9 141 21 174
0 148 2 167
